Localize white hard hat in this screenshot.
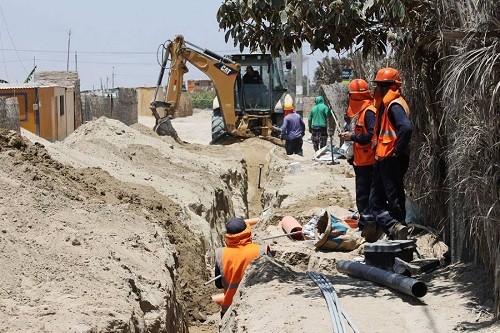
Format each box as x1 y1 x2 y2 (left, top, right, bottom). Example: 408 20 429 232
283 94 294 110
212 97 220 109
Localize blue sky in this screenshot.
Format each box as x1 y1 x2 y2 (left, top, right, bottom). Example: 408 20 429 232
0 1 334 90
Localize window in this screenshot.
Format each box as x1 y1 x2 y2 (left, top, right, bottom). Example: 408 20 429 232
59 95 65 116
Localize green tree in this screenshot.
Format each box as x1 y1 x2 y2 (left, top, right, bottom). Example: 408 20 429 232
216 0 433 57
190 90 216 109
314 56 352 86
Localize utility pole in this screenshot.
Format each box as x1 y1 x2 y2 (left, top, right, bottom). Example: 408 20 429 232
66 29 71 72
306 55 310 96
75 51 78 71
112 67 115 89
295 47 303 112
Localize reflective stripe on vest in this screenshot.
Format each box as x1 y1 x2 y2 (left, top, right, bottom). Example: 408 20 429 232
353 105 376 166
375 97 410 159
215 244 267 312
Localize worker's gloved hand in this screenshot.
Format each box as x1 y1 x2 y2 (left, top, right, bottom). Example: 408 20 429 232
339 131 353 141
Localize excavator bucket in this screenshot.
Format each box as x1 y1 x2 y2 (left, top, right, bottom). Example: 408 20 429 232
153 116 183 144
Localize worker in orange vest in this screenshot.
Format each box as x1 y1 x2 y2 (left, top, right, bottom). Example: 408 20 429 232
363 67 413 242
339 79 377 220
214 217 270 317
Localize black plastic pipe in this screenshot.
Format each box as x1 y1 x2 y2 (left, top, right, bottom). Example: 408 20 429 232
337 260 428 298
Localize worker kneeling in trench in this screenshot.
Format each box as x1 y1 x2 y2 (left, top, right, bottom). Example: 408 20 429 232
214 217 270 318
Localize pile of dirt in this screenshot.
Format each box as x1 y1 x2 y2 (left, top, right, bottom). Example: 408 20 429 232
0 129 183 331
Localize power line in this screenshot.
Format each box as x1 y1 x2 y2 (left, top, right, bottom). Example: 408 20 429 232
33 58 157 66
0 48 155 55
0 4 27 74
0 29 8 81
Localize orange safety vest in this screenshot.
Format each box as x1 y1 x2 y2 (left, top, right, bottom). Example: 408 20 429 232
375 97 410 159
353 105 377 166
215 227 268 313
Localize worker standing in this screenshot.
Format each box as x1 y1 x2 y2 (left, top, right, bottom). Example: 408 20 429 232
280 95 305 156
308 96 330 152
214 217 270 318
339 79 377 219
363 67 413 242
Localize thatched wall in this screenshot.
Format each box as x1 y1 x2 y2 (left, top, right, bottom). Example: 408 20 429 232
0 97 20 132
319 83 348 134
393 0 499 316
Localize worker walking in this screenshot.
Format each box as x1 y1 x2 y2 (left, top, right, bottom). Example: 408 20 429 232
308 96 330 152
280 95 305 156
363 67 413 242
339 79 377 218
214 217 270 318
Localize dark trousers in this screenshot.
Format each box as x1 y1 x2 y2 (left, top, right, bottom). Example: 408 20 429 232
311 127 328 151
285 137 303 155
354 164 374 216
368 155 409 232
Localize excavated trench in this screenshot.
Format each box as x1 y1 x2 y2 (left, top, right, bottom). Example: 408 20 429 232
179 140 277 332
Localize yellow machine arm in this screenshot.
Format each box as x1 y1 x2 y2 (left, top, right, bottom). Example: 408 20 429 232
150 35 243 137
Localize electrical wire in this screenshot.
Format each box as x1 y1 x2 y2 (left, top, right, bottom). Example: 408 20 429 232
0 30 9 81
0 48 154 55
308 271 344 333
0 4 27 74
33 58 156 66
308 271 363 333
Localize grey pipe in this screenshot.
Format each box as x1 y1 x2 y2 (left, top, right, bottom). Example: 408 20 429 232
337 260 427 298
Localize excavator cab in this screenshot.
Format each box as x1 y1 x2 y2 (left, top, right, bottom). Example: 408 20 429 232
211 54 289 143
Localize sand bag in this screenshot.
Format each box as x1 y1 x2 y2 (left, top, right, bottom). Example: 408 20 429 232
314 210 363 251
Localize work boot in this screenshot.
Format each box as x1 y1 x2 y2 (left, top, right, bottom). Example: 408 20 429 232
389 222 408 240
360 214 383 243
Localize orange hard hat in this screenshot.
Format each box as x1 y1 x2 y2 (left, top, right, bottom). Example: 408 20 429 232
372 67 401 85
348 79 370 93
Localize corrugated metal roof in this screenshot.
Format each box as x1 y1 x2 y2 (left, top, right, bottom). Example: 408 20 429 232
0 83 40 90
0 83 74 90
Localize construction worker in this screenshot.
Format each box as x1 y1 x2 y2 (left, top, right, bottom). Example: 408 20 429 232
242 66 263 84
308 95 330 152
363 67 413 242
214 217 270 318
280 94 305 156
339 79 377 218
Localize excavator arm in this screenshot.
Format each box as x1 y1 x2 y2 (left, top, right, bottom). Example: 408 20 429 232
150 35 244 139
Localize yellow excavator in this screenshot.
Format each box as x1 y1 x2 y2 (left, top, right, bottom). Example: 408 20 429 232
150 35 293 144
